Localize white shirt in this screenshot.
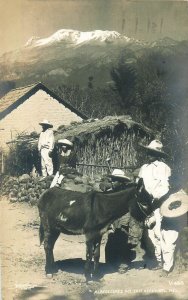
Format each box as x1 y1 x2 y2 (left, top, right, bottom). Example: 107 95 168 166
139 160 171 199
38 129 54 152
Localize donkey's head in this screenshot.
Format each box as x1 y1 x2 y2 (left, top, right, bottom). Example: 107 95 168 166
130 178 155 223
127 179 155 245
137 178 156 229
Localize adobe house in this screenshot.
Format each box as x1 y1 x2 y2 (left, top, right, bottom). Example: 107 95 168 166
0 82 87 150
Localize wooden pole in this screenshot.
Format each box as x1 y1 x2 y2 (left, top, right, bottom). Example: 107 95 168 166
2 152 4 173
76 162 138 169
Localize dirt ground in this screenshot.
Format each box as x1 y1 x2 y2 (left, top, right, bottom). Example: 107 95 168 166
0 196 188 300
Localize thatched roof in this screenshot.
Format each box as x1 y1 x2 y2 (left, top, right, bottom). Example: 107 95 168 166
55 115 153 144
8 115 153 149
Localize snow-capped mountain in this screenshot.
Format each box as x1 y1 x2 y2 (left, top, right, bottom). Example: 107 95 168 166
0 29 145 87
25 29 138 48
0 29 184 90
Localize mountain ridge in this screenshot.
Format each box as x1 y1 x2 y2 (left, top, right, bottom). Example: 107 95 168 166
0 29 185 89
24 29 141 48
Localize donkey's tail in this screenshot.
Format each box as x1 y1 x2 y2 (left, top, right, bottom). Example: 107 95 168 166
39 221 44 245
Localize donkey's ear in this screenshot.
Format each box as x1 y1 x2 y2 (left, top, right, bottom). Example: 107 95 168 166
136 178 144 192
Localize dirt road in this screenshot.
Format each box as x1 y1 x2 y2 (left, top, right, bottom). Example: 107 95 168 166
0 197 188 300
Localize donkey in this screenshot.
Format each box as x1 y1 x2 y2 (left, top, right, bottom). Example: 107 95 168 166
38 180 154 280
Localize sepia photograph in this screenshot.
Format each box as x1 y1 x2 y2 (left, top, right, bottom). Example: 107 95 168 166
0 0 188 299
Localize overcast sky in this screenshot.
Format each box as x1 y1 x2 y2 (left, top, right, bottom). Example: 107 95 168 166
0 0 188 55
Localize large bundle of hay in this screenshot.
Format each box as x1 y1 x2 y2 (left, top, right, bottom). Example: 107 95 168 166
5 131 40 176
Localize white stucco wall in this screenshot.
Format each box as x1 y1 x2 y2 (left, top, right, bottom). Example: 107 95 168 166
0 89 83 150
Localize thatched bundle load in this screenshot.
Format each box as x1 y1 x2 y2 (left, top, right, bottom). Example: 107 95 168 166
58 173 102 193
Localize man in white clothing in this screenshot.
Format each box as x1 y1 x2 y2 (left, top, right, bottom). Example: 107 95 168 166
138 140 172 275
38 119 55 177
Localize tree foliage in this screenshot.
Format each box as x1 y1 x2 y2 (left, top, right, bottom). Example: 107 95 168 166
110 52 137 108
111 48 188 185
53 84 122 118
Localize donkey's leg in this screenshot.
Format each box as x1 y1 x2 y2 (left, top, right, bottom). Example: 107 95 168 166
84 239 93 281
44 229 60 276
93 236 102 280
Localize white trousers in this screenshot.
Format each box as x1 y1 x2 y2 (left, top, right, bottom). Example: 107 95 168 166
50 171 64 188
161 228 179 272
148 208 162 263
41 148 53 177
148 208 179 271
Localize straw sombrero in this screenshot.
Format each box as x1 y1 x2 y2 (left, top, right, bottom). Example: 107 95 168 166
140 140 167 157
160 190 188 218
39 119 53 128
109 169 131 181
57 139 73 147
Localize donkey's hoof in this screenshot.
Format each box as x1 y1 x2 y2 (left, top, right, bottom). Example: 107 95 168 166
92 273 103 281
118 264 129 274
85 275 92 283
87 280 94 285
46 273 53 279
